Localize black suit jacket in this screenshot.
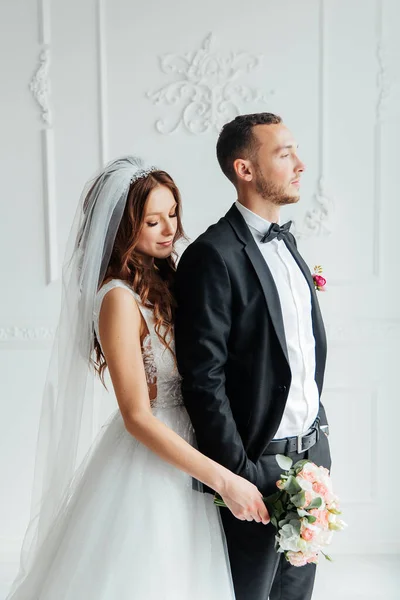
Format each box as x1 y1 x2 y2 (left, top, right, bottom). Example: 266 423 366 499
174 204 328 490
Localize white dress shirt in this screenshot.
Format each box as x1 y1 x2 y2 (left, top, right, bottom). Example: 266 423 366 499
235 201 319 438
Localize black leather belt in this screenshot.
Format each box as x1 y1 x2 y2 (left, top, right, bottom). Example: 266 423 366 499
264 418 323 455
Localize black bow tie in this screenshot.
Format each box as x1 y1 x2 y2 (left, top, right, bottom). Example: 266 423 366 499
260 221 292 244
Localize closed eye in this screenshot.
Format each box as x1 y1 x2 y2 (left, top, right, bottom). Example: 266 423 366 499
147 213 177 227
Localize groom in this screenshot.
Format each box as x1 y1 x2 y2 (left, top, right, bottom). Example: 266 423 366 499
174 112 332 600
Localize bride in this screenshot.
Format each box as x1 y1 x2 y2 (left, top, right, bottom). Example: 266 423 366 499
7 156 269 599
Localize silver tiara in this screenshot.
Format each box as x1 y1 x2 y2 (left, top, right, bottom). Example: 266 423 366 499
130 166 158 183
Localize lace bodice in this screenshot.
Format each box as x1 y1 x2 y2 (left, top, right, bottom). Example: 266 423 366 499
93 279 183 410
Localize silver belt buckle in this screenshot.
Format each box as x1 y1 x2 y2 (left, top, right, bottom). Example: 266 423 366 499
297 433 306 454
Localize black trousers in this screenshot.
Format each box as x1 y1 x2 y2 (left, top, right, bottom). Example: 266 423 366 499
220 431 332 600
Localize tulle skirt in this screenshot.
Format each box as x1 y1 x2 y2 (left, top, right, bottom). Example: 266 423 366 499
7 406 235 599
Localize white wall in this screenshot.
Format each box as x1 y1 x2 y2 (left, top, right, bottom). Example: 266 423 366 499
1 0 399 588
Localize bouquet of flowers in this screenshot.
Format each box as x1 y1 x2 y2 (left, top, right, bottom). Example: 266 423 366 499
214 455 346 567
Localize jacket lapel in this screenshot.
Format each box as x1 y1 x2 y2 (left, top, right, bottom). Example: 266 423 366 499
225 205 289 364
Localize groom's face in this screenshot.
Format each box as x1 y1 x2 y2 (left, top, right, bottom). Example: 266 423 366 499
251 123 305 205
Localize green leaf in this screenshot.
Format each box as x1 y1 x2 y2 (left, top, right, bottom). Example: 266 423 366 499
329 522 343 531
276 454 293 471
263 492 282 515
306 515 317 524
293 459 311 474
272 503 284 520
277 511 296 529
291 491 306 508
289 519 301 534
328 508 341 515
271 516 278 529
283 475 302 495
278 511 297 528
278 518 289 528
281 491 289 503
263 491 281 504
213 494 227 508
322 552 333 562
305 497 323 510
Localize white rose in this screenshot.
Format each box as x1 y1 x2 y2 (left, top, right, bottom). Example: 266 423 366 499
277 524 302 552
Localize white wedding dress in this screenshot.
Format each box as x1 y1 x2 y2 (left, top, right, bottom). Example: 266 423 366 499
8 279 235 600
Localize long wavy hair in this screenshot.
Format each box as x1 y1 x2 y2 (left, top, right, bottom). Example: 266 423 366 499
92 170 185 384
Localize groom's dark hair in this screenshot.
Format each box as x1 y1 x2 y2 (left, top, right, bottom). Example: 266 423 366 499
216 112 282 184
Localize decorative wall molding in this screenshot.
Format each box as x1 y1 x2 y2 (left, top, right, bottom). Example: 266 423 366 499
96 0 108 165
376 41 391 124
371 0 388 279
29 45 51 126
0 327 55 343
376 0 391 125
147 33 273 135
1 320 398 345
30 0 58 284
41 128 58 285
325 0 390 281
293 0 335 241
292 178 334 239
324 387 378 505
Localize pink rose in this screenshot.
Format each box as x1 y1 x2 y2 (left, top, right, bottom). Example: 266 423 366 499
276 480 285 490
310 509 329 529
313 274 327 291
301 528 315 542
313 275 326 287
297 470 316 483
303 491 314 507
312 482 329 501
286 551 308 567
306 553 319 564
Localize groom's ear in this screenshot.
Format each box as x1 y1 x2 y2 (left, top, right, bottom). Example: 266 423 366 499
233 158 253 183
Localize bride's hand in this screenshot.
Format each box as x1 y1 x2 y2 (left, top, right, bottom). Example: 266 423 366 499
218 473 270 524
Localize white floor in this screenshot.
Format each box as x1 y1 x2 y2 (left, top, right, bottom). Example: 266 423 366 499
0 555 399 599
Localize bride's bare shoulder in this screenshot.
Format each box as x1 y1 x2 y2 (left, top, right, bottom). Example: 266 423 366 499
99 285 141 338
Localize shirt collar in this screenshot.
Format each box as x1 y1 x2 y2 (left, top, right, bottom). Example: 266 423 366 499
235 200 277 237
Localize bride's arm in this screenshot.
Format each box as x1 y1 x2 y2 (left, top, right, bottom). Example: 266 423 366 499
99 287 269 524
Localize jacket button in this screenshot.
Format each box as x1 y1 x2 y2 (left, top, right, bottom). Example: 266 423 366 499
278 385 287 393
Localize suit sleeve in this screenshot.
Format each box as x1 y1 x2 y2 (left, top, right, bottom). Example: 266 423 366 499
174 241 258 486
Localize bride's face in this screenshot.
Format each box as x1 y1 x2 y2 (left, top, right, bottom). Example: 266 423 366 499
135 185 178 261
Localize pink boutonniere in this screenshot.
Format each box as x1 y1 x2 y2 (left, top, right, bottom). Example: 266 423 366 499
312 265 327 292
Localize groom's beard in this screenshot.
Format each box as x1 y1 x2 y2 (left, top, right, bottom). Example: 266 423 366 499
255 165 300 206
